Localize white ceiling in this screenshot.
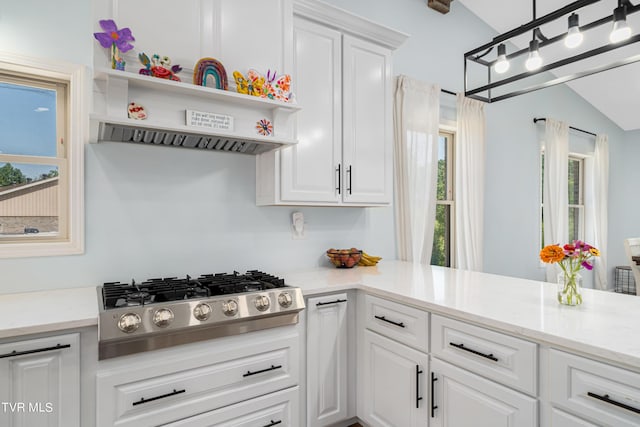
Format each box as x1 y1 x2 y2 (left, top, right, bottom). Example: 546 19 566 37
459 0 640 131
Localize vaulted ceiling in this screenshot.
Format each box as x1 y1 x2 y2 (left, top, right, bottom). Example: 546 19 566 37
459 0 640 131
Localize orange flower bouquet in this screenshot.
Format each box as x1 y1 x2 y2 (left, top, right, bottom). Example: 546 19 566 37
540 240 600 305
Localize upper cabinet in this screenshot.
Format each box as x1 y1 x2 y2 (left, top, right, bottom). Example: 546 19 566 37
91 0 299 155
256 0 407 206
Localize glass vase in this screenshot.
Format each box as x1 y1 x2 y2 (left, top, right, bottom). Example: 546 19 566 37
557 271 583 306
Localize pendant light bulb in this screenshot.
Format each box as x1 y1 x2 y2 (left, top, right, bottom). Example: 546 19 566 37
610 6 632 43
525 39 543 71
565 13 583 48
493 43 510 74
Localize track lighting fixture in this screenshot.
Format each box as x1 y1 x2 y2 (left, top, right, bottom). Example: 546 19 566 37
610 4 632 43
525 39 543 71
565 13 583 48
465 0 640 103
493 44 510 74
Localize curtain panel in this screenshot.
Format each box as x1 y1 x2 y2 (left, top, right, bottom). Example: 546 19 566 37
393 76 440 264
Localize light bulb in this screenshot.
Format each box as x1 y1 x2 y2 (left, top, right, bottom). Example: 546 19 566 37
565 14 583 48
525 40 543 71
493 43 510 74
610 6 632 43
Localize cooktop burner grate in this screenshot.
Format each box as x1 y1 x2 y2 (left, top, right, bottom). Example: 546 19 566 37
102 270 286 309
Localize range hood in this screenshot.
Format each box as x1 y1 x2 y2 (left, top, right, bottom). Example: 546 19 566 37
90 69 300 155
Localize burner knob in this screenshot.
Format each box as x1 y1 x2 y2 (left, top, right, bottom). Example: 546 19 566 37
193 303 212 321
254 295 271 312
222 300 238 316
278 292 293 308
118 313 142 333
152 308 174 328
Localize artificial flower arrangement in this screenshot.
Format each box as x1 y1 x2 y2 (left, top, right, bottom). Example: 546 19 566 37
93 20 135 70
540 240 600 305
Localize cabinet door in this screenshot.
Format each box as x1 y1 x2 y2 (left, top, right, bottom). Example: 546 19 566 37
342 35 392 205
361 329 428 427
430 358 537 427
280 17 342 203
306 294 349 427
0 333 80 427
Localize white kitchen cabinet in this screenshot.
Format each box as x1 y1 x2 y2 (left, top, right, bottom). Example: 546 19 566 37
0 333 80 427
306 293 349 426
96 327 299 427
256 0 407 206
430 358 538 427
548 349 640 427
160 386 299 427
360 329 429 427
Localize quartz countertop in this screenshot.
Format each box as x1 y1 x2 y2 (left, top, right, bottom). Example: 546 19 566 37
1 262 639 372
282 261 640 370
0 286 98 339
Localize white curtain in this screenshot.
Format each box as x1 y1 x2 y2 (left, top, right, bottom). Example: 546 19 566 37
543 118 569 282
586 134 609 290
455 94 485 271
394 76 440 264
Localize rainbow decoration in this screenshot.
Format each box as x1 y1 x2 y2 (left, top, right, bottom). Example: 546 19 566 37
193 58 228 90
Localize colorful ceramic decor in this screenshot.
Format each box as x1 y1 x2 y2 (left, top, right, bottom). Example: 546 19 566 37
93 20 135 70
256 119 273 136
139 53 182 81
233 69 294 103
193 58 228 90
127 102 147 120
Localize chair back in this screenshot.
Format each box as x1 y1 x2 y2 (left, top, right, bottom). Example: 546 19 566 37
624 238 640 296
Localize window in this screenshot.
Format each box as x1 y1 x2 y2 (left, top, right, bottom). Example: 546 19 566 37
431 131 454 267
0 54 85 258
540 153 585 247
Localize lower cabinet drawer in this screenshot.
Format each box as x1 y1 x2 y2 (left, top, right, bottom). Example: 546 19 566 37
431 314 537 395
364 294 429 353
550 407 599 426
161 386 299 427
549 349 640 427
96 328 299 427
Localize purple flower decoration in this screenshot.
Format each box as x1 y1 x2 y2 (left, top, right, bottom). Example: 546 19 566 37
94 20 135 52
582 261 593 270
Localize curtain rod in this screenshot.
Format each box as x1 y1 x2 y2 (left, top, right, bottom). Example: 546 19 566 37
441 88 457 96
533 117 597 137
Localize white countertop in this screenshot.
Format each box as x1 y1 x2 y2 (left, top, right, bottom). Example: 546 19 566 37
282 261 640 370
1 261 639 371
0 286 98 339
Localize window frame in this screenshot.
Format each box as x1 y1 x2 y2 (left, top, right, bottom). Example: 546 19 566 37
539 150 586 251
432 127 455 268
0 52 86 258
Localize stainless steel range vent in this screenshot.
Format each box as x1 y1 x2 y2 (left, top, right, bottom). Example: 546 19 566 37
95 122 281 155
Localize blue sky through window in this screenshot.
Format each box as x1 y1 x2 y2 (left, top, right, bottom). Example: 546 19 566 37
0 82 57 179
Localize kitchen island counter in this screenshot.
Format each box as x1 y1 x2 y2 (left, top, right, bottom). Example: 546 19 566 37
283 261 640 371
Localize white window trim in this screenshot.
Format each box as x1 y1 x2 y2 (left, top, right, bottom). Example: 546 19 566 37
436 126 456 268
0 52 86 258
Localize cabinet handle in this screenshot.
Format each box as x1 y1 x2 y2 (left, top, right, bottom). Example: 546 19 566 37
316 299 347 306
449 342 499 362
132 388 185 406
374 315 405 328
431 372 438 417
416 365 424 408
336 164 341 195
243 364 282 377
0 343 71 359
263 420 282 427
347 165 352 194
587 392 640 414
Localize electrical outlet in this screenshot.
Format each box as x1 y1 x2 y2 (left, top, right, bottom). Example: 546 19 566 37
292 212 305 240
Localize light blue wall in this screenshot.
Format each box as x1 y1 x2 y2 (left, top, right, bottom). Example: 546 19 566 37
0 0 634 294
